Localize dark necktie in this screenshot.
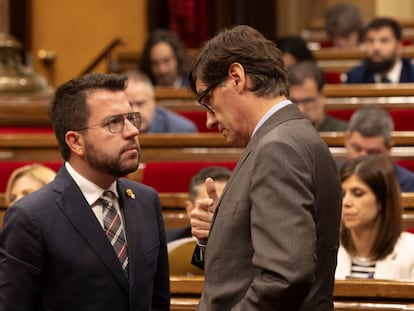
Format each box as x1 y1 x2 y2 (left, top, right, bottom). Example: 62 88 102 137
381 75 391 83
100 191 129 276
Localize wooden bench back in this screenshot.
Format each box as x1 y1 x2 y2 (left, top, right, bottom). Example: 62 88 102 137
168 276 414 311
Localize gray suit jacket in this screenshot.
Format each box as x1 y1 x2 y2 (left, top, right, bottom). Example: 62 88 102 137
0 166 170 311
196 104 342 311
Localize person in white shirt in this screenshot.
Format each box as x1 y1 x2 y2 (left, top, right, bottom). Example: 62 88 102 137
337 154 414 281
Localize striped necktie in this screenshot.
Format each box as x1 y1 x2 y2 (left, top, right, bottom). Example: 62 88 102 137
100 191 129 276
381 75 391 83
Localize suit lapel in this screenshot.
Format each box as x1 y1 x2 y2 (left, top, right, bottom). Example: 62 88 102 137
117 180 139 291
55 168 129 292
210 104 304 231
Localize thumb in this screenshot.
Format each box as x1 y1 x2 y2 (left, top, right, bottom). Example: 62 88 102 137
205 177 219 203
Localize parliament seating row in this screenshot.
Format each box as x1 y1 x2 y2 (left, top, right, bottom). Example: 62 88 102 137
169 276 414 311
116 45 414 75
1 107 413 133
2 160 414 231
2 85 414 129
179 109 414 131
2 132 414 163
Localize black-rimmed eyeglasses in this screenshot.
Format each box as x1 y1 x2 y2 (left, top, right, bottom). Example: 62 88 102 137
196 81 221 114
74 112 142 133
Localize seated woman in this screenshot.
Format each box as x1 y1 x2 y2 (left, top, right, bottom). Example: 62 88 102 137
5 164 56 206
336 154 414 280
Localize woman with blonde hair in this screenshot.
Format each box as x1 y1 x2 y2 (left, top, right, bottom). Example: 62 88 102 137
5 164 56 206
336 154 414 280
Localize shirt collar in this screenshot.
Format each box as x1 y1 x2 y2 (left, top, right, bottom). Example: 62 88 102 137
251 99 292 137
65 162 118 206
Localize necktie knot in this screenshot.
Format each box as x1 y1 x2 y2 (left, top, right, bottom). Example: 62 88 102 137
100 191 114 210
381 75 391 83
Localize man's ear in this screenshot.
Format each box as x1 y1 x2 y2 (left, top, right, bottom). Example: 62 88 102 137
227 62 246 91
65 131 85 157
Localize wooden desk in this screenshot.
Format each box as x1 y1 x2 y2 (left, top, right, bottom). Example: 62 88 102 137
169 276 414 311
2 191 413 230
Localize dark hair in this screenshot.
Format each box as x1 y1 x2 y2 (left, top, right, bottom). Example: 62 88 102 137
325 3 364 41
188 166 232 203
49 73 127 161
340 154 402 260
188 25 288 98
275 36 315 64
140 29 189 85
365 17 402 41
288 61 325 91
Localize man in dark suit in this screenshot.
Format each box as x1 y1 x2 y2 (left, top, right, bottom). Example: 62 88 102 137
188 25 342 310
0 73 170 310
124 70 198 133
346 17 414 83
344 106 414 192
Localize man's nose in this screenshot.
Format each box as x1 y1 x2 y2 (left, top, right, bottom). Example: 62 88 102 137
206 112 217 129
123 119 139 137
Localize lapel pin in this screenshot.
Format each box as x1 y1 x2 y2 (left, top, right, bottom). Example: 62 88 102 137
126 188 135 199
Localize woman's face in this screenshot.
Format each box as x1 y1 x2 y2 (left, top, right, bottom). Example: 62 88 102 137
341 174 382 231
9 175 44 206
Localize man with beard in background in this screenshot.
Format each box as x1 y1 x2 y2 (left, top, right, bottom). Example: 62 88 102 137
346 17 414 83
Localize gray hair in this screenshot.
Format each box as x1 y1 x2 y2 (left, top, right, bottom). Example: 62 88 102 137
124 70 154 98
347 107 394 144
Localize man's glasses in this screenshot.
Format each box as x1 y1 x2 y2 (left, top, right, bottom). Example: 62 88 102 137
74 112 142 133
196 81 221 114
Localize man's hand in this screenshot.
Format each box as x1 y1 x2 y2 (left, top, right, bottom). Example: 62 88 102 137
190 178 218 240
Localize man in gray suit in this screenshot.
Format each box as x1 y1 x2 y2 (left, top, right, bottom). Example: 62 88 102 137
188 25 342 310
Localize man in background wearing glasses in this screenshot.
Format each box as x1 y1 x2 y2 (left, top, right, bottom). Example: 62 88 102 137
0 73 170 311
189 25 341 311
288 61 348 132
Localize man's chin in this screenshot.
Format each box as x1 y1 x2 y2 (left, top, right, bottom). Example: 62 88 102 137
157 76 176 86
367 58 395 74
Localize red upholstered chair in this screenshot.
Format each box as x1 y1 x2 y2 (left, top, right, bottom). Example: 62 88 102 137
176 111 219 133
0 161 62 192
319 40 334 48
324 72 344 84
389 109 414 131
326 109 355 121
141 162 236 193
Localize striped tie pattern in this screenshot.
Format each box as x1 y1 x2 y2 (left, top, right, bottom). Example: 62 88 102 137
100 191 129 276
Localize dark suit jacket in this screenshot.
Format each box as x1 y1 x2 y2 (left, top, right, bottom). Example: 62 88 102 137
318 115 348 132
394 163 414 192
0 166 170 311
194 104 342 311
346 58 414 83
166 226 192 243
148 106 198 133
